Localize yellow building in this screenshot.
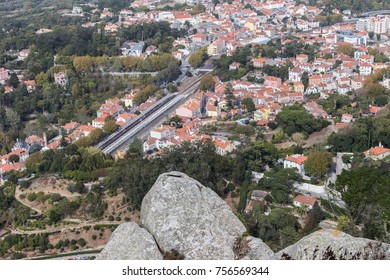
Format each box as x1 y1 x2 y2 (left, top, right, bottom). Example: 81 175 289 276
244 21 256 31
254 107 270 121
207 40 226 56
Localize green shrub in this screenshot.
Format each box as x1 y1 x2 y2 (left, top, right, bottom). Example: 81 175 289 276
78 239 86 247
27 192 37 202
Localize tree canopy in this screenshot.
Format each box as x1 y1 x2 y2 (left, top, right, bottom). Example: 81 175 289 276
275 104 330 136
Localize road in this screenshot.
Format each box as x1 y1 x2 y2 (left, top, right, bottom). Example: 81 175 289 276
329 152 352 184
361 10 390 17
294 182 346 209
101 71 158 77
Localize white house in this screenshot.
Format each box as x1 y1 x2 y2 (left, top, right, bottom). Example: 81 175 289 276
150 125 176 140
341 114 353 123
364 144 390 160
293 195 319 210
54 72 68 88
284 154 308 175
380 74 390 89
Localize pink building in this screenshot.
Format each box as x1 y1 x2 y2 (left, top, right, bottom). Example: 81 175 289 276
264 76 282 88
0 68 10 84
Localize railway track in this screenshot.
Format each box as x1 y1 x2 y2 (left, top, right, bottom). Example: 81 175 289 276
97 74 204 154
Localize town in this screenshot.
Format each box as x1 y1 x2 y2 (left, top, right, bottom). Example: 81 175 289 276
0 0 389 260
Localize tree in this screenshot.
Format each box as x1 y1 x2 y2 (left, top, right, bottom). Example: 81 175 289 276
8 154 20 163
275 104 329 136
336 215 354 232
310 202 325 224
0 132 13 155
189 47 208 68
35 72 49 88
241 98 256 112
199 74 215 91
103 120 118 134
301 72 309 90
363 82 386 98
336 43 354 57
127 138 143 158
304 151 332 178
368 31 375 40
244 140 279 171
5 109 21 128
258 167 302 205
291 132 305 147
9 73 20 88
73 56 95 73
48 209 61 223
335 168 388 224
27 193 37 202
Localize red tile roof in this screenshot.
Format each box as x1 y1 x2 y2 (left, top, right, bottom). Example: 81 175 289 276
285 154 307 165
364 146 390 156
293 195 318 207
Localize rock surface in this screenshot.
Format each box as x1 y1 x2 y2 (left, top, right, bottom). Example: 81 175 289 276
98 171 273 260
242 236 275 260
277 229 390 260
97 222 163 260
141 172 255 259
98 172 389 260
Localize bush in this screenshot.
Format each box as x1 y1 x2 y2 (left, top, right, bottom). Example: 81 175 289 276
115 216 121 222
27 192 37 202
231 191 238 198
20 180 31 189
225 183 236 193
51 193 62 202
108 215 114 221
92 235 97 240
13 252 24 259
78 238 86 247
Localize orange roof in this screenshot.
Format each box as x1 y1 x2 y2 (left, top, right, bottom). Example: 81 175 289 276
0 162 25 173
265 76 281 81
63 122 80 131
285 154 307 165
335 122 350 130
75 125 95 133
193 33 206 38
214 139 232 150
116 120 126 126
364 146 390 156
47 140 61 150
293 195 318 207
368 106 383 114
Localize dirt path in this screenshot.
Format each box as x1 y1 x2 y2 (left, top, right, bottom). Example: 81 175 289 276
303 123 337 148
14 187 43 214
9 221 122 235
